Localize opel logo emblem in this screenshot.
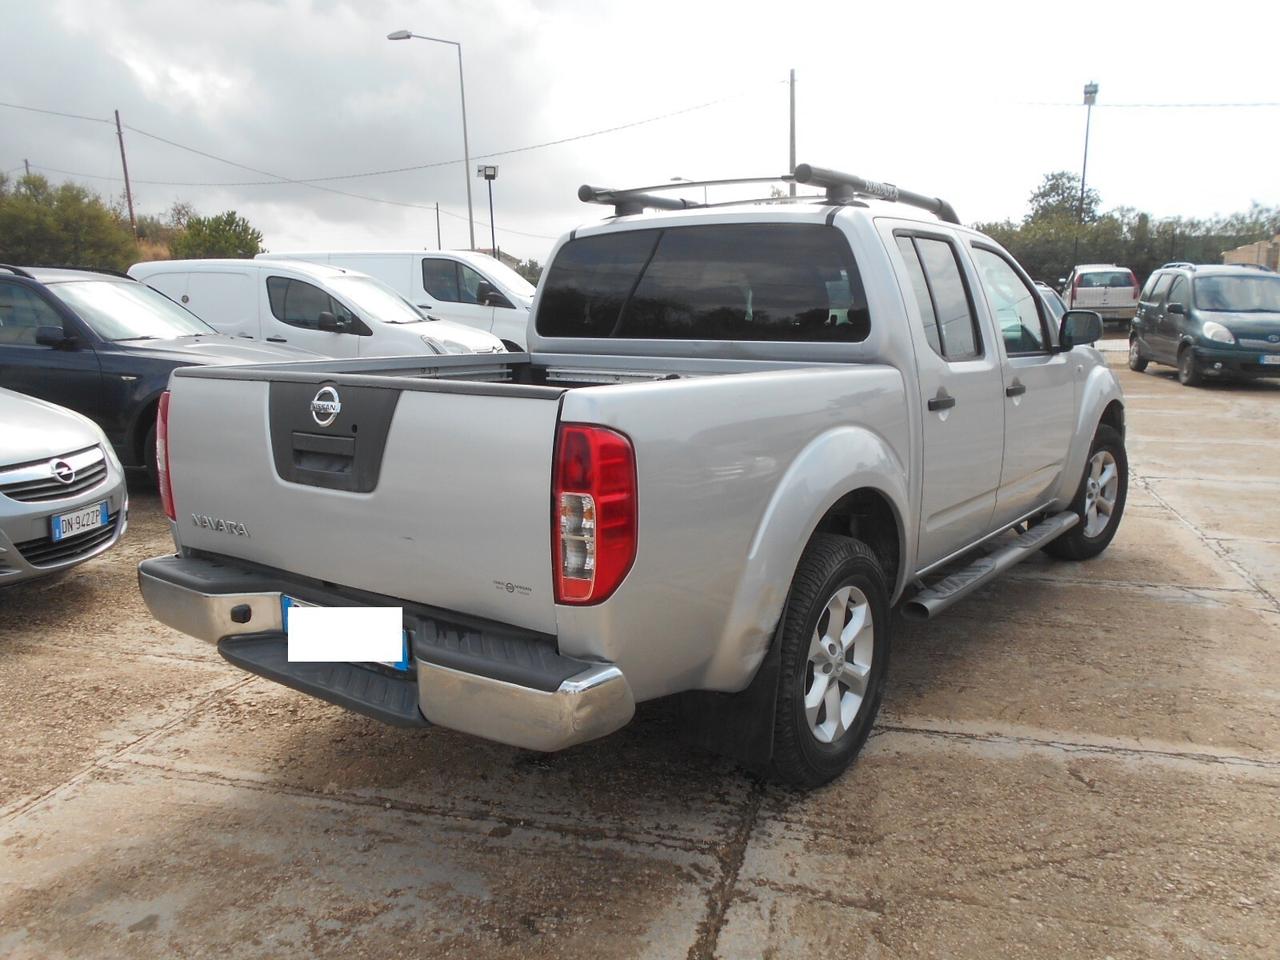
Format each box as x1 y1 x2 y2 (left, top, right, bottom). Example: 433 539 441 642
51 459 75 484
310 386 341 427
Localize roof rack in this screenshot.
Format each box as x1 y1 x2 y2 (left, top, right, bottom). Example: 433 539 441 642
1234 262 1274 271
578 162 960 223
0 263 35 278
1161 261 1196 270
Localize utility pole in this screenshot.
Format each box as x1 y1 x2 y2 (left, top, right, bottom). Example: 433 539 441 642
1071 82 1098 267
788 69 797 197
23 159 30 177
114 110 138 238
435 203 442 249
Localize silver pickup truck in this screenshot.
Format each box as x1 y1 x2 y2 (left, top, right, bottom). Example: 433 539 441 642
138 166 1126 787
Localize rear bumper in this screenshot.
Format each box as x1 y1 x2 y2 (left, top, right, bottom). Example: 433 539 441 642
138 553 635 751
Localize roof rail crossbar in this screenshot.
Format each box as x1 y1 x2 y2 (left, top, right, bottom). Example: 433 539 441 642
578 185 703 217
0 263 35 278
793 163 960 224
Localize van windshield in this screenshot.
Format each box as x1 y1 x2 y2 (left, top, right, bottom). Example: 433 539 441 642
328 276 429 324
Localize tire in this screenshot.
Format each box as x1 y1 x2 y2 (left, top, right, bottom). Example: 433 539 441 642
1177 346 1203 387
1044 424 1127 561
770 534 891 788
143 422 159 488
1127 337 1148 372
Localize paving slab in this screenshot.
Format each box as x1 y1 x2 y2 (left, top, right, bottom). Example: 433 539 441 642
0 765 719 960
718 732 1280 959
1147 478 1280 545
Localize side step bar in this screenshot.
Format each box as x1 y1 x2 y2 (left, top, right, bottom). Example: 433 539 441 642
901 511 1079 621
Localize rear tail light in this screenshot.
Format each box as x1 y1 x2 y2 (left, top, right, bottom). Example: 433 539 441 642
1128 270 1139 298
552 423 636 604
156 391 176 521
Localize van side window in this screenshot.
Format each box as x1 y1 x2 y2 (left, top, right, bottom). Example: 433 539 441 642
422 259 461 302
1168 276 1189 309
971 247 1048 354
457 264 488 305
266 277 348 331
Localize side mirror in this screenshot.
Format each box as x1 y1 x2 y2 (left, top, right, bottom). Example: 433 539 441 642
474 280 497 305
1059 310 1103 350
317 311 346 332
1167 302 1186 316
34 325 71 347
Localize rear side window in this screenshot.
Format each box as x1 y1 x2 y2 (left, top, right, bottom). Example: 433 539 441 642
914 238 981 360
537 224 870 342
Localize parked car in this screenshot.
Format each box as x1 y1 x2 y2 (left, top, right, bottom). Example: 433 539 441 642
0 387 127 586
1129 263 1280 385
137 163 1124 788
129 259 506 357
256 250 535 350
1063 264 1140 324
0 265 315 479
1035 281 1067 322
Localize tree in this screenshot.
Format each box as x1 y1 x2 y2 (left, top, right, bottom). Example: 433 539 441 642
0 173 136 270
169 210 264 259
1027 171 1101 224
515 258 542 284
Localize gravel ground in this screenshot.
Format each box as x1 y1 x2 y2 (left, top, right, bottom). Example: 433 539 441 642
1 353 1278 959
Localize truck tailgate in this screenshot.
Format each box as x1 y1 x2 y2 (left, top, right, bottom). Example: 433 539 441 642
166 372 565 635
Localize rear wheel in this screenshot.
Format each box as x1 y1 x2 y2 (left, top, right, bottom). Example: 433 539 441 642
770 535 890 788
1044 424 1127 561
1127 337 1149 372
1177 346 1203 387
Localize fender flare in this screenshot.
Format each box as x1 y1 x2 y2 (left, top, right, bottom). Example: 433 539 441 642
701 424 910 692
1053 364 1124 503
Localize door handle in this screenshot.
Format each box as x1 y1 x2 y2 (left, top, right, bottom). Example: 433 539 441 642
266 336 287 343
1005 383 1026 397
927 394 957 412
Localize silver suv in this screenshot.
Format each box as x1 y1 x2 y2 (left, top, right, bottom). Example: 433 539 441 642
0 388 127 586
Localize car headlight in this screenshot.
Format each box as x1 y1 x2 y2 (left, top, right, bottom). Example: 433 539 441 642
1202 320 1236 345
420 334 467 354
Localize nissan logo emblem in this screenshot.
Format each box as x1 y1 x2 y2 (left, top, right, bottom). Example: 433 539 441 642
310 386 342 427
51 459 76 484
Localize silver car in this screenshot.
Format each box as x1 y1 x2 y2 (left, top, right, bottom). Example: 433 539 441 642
0 387 127 586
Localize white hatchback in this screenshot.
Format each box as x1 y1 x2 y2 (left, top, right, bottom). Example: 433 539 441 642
1063 264 1140 323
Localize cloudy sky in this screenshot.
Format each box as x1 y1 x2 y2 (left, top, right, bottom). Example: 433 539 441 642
4 0 1278 263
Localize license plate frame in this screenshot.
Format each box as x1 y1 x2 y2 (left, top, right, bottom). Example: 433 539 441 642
49 501 109 542
281 596 411 672
1260 353 1280 366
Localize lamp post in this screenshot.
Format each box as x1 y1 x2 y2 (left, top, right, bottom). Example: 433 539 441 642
477 165 498 257
387 29 475 250
670 176 708 205
1072 81 1099 268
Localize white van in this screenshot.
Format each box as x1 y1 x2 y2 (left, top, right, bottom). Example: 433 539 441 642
127 259 505 358
256 250 535 350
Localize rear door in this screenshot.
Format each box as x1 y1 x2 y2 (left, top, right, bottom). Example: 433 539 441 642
889 227 1005 567
968 245 1077 527
1136 272 1174 360
420 257 496 334
166 371 565 634
1159 275 1192 358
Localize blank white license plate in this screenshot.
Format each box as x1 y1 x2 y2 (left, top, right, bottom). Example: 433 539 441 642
282 597 410 671
1260 354 1280 365
50 501 108 541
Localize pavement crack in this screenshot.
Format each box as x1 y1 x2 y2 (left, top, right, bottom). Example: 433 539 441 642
686 776 765 960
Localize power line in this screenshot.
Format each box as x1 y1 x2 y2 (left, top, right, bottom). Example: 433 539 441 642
0 100 112 125
1020 100 1280 108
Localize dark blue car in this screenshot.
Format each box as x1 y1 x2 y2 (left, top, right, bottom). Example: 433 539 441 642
0 265 312 478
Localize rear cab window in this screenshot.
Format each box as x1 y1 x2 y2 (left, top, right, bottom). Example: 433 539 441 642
894 232 982 361
535 223 870 342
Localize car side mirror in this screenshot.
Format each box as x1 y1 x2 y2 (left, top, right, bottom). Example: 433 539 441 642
317 311 346 332
34 325 71 347
1167 302 1186 316
475 280 497 305
1059 309 1103 350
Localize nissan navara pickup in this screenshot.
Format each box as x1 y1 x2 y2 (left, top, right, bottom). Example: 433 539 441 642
138 165 1126 787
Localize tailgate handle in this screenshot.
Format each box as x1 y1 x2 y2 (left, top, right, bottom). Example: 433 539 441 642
291 431 355 475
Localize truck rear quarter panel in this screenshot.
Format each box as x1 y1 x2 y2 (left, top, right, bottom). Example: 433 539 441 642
556 364 909 701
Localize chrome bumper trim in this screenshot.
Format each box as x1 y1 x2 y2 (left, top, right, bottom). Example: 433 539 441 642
138 568 283 643
416 660 635 752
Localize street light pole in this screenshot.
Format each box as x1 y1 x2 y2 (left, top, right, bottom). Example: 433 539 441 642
388 29 476 250
1072 81 1098 268
478 165 498 256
